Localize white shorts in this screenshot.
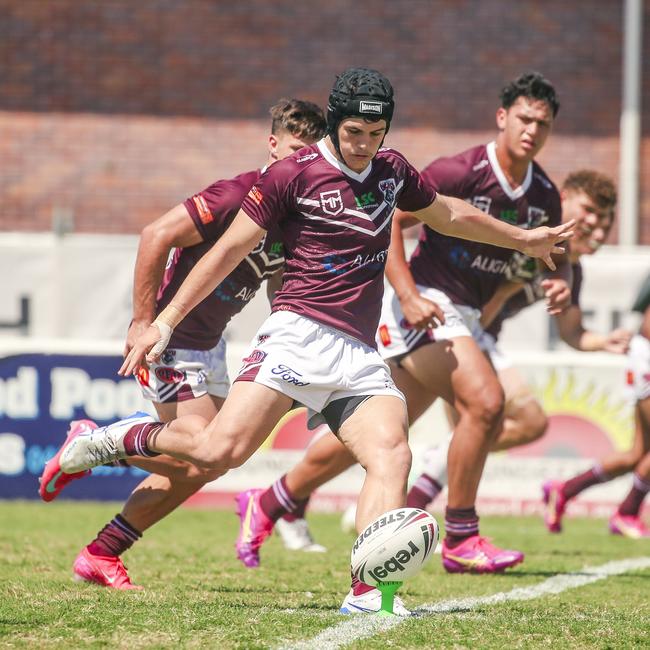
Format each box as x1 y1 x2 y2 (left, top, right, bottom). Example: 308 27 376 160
376 284 483 360
235 310 404 413
475 329 513 372
625 334 650 402
136 339 230 404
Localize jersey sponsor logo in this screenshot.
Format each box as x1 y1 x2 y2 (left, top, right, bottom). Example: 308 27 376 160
355 192 378 209
449 245 472 269
323 254 347 275
500 209 518 224
471 195 492 213
472 159 489 172
271 364 310 386
320 189 344 216
527 206 548 228
297 152 319 163
235 286 256 302
248 186 263 205
192 195 214 224
378 179 397 207
155 367 186 384
378 324 392 346
359 100 383 114
353 249 387 269
470 255 509 274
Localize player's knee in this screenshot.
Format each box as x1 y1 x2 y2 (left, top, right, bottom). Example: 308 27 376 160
467 383 504 430
366 432 411 478
518 403 548 444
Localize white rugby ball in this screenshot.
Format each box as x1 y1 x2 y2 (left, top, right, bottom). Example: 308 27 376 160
351 507 439 586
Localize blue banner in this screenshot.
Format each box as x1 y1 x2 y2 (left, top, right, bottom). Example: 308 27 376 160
0 353 150 500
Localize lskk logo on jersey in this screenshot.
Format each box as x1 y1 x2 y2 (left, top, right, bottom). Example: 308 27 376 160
378 179 396 206
320 189 344 216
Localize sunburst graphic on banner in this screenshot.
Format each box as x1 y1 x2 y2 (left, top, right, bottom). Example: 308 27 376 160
533 369 633 452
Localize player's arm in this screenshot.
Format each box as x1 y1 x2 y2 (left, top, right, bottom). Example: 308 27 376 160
120 210 266 375
385 210 445 330
413 194 574 270
554 305 632 353
480 281 524 329
126 204 203 356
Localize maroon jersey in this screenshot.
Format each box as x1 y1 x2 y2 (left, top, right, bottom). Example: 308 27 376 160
409 142 562 308
486 262 583 341
156 169 285 349
241 140 436 348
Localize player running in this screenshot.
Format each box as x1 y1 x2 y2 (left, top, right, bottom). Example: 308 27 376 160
39 98 327 589
43 67 573 614
543 272 650 537
407 169 628 507
240 72 571 576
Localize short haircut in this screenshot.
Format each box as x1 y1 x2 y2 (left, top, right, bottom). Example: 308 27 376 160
270 98 327 141
563 169 617 216
500 72 560 117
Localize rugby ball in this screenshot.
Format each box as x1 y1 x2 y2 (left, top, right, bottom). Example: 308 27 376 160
351 507 439 585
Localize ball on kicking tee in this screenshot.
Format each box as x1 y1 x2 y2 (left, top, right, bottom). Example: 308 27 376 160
351 508 439 586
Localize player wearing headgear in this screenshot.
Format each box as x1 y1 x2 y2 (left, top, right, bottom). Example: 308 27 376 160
43 67 573 614
39 98 327 589
244 72 573 576
543 271 650 538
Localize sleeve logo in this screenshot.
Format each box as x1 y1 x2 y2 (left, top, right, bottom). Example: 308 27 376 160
192 194 214 224
248 186 264 205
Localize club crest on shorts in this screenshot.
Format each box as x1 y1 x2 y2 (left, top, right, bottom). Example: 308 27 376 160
378 179 396 207
320 189 344 216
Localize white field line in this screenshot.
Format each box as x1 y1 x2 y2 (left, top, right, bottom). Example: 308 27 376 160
279 556 650 650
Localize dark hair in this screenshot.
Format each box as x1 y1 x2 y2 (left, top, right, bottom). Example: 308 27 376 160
269 99 327 141
500 72 560 117
563 169 617 217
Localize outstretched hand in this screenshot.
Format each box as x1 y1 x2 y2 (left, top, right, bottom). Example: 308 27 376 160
521 220 575 270
119 321 173 376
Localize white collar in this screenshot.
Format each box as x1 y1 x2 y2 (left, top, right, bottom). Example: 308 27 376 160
317 139 373 182
486 141 532 200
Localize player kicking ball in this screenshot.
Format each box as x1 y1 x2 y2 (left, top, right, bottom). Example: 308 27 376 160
42 67 573 614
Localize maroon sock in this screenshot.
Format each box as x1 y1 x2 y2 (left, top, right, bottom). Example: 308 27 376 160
259 475 300 523
282 496 310 522
444 506 479 548
618 473 650 516
87 514 142 557
562 465 609 500
351 570 375 596
406 473 443 509
123 422 164 457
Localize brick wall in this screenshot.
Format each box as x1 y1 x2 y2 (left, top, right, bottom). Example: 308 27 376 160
0 0 648 241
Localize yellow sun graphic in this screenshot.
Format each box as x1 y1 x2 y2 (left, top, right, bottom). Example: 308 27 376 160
532 369 634 451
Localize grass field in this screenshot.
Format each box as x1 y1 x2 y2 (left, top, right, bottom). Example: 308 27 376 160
1 501 649 649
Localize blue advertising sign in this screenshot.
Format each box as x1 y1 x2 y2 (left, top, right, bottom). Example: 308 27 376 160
0 353 151 500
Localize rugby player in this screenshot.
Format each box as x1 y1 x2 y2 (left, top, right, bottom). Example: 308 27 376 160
246 72 571 576
39 98 327 588
543 272 650 537
408 170 629 506
44 68 573 614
